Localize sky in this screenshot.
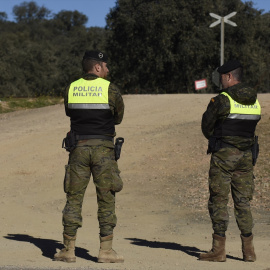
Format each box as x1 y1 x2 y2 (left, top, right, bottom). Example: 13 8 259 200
0 0 117 28
0 0 270 28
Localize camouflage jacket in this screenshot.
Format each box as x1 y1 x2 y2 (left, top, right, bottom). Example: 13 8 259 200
201 83 259 150
64 73 125 126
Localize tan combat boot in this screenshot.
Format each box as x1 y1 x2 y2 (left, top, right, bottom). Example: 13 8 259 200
98 234 124 263
241 234 256 262
54 233 76 263
199 234 226 262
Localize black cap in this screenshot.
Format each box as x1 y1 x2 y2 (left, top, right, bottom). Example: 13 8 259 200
83 50 108 63
217 60 242 74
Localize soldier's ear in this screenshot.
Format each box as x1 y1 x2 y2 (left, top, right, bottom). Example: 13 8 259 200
94 63 101 72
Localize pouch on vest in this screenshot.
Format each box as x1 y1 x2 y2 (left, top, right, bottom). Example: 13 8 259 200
62 130 77 152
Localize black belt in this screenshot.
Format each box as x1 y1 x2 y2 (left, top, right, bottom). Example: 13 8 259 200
75 135 113 142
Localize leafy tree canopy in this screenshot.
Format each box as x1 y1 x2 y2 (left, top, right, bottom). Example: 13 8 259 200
13 1 51 23
0 0 269 97
106 0 270 93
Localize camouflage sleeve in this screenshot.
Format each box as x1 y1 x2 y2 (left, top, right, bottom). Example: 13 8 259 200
64 84 71 117
201 94 230 139
108 83 125 125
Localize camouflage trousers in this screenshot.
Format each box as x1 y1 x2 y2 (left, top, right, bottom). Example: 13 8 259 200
62 139 123 237
208 147 254 235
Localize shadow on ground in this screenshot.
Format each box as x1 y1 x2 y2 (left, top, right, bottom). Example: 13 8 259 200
126 237 242 261
4 234 97 262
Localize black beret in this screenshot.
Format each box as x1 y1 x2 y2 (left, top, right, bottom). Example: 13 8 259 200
217 60 242 74
83 50 108 63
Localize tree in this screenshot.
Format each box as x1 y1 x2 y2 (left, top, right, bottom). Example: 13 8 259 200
0 0 269 97
0 2 106 97
13 1 51 23
53 10 88 32
106 0 220 93
0 12 7 21
106 0 270 93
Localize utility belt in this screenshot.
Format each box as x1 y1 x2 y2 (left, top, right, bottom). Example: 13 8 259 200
62 130 124 161
207 136 259 166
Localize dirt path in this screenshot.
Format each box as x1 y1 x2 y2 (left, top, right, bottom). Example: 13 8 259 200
0 94 269 270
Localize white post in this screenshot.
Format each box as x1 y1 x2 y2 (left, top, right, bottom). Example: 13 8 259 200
221 17 224 66
209 12 237 66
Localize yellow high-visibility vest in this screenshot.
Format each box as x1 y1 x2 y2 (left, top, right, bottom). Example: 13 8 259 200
68 78 110 109
221 92 261 120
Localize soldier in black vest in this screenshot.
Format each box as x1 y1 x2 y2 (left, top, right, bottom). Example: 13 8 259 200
54 50 125 263
200 60 261 262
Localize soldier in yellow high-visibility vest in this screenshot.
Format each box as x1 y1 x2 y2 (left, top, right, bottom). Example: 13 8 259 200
54 51 125 263
200 60 261 262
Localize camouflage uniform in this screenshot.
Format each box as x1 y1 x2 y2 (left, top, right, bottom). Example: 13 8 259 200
201 83 260 235
63 73 124 237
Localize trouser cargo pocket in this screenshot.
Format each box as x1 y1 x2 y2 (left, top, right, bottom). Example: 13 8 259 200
111 167 123 192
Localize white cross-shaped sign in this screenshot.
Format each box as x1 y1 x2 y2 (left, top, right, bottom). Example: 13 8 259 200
210 12 237 28
209 11 237 66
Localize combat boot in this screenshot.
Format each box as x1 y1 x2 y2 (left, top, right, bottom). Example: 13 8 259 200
241 234 256 262
199 234 226 262
98 234 124 263
54 233 76 263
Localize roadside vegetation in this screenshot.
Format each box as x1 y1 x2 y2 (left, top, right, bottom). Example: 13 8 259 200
0 96 63 114
0 0 269 97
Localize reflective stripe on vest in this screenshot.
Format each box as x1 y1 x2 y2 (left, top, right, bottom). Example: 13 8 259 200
221 92 261 120
68 78 110 109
